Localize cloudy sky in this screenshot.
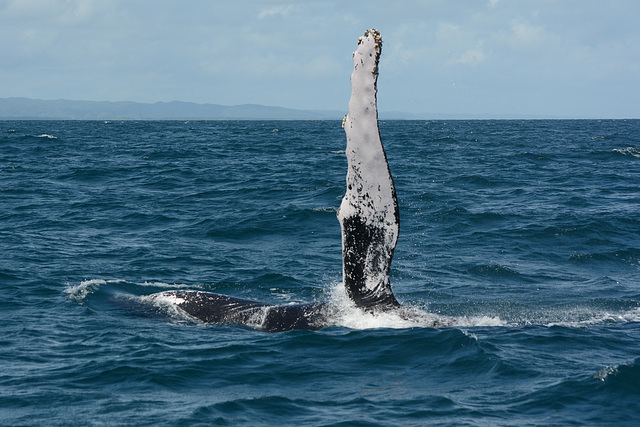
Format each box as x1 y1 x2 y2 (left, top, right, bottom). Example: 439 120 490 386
2 0 639 118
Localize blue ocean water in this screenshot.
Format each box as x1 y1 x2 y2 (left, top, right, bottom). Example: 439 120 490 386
1 119 639 425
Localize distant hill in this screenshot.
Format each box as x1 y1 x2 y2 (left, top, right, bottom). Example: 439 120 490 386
0 98 348 120
0 98 573 120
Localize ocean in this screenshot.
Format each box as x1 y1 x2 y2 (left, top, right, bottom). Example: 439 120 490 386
1 119 639 426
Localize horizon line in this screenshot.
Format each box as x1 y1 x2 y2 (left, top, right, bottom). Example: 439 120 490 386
0 97 636 120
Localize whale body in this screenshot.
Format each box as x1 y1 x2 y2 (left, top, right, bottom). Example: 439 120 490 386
154 291 331 332
152 29 402 331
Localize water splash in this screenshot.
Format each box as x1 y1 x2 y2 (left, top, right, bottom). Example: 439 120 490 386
64 279 109 302
325 282 505 329
594 365 619 381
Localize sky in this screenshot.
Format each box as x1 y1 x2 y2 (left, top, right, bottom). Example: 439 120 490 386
2 0 639 118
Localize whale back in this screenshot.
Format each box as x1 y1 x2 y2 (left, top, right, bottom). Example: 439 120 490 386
338 29 400 309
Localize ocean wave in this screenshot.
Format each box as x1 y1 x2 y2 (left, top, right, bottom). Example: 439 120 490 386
466 264 526 280
569 248 640 266
506 358 640 421
545 306 640 327
613 146 640 158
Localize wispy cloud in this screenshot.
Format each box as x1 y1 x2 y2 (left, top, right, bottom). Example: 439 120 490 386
450 47 486 66
510 20 547 45
258 5 294 19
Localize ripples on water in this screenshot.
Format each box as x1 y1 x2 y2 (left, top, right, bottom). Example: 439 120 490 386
1 120 640 425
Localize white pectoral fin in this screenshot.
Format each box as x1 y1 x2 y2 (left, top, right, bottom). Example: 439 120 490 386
339 29 400 310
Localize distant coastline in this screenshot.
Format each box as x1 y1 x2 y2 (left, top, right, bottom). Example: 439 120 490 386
0 97 427 120
0 97 611 120
0 97 350 120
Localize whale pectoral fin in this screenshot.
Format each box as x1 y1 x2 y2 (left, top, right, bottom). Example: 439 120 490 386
339 29 400 310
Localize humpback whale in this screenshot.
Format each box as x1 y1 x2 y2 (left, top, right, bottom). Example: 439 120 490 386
152 29 403 332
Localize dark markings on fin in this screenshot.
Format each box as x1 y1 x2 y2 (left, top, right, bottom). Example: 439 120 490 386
342 215 400 308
